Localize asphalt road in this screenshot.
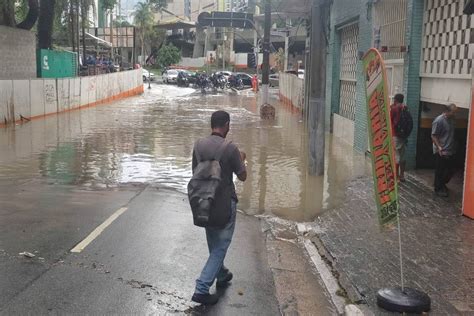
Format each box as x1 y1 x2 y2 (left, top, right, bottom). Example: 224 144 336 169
0 83 336 315
1 185 282 315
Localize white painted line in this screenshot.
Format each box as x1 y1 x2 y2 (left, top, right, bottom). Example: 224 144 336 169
303 239 347 315
70 207 128 253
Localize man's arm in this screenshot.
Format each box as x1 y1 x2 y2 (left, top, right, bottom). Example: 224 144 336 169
230 147 247 182
431 120 444 154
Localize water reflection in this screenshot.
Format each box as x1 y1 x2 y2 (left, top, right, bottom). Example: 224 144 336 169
0 85 370 222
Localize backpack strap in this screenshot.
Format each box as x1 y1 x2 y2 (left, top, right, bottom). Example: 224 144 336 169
214 140 231 162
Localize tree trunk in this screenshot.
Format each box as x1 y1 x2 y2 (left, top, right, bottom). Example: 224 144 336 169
38 0 56 49
17 0 39 30
81 0 87 60
0 0 16 27
141 33 145 65
70 1 76 52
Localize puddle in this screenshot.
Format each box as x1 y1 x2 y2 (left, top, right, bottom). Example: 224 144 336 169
0 84 370 222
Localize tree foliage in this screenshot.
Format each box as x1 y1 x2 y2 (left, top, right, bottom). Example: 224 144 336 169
0 0 38 30
156 43 180 68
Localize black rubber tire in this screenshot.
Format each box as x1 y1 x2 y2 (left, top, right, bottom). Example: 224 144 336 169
377 287 431 313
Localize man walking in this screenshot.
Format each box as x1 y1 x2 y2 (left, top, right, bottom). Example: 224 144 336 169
390 94 412 182
432 104 457 197
191 111 247 305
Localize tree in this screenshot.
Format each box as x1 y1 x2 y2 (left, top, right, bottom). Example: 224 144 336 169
133 1 153 64
38 0 56 48
147 0 167 11
80 0 96 58
0 0 38 30
156 43 180 68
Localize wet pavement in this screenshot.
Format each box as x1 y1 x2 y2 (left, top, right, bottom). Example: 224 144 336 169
0 83 368 222
310 173 473 315
0 83 339 314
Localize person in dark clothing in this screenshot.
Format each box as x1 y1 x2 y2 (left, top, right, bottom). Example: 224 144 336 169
191 111 247 305
390 93 408 182
431 103 457 197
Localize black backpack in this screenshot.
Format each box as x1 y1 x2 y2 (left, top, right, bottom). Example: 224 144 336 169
395 105 413 139
187 140 232 228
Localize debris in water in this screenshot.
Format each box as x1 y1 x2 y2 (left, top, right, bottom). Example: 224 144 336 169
19 252 35 258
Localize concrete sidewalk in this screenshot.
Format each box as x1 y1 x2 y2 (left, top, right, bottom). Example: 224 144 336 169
310 174 473 315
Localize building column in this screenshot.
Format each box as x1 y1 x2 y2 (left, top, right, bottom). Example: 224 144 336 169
353 0 373 153
402 0 424 169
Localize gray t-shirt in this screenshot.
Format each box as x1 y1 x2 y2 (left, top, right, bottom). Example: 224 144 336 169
192 134 246 201
432 114 456 156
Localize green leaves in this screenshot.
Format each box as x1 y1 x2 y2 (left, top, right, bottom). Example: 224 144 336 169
156 44 181 68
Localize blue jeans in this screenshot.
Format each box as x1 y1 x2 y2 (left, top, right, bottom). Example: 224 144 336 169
195 200 237 294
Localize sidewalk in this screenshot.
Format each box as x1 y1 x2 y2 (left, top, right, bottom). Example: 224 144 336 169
310 173 473 314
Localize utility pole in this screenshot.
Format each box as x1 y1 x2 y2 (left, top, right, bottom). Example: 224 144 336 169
261 0 271 105
307 0 329 175
284 18 290 71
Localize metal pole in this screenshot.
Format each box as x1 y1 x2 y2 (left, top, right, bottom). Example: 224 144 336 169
307 0 328 176
284 31 289 72
261 0 271 105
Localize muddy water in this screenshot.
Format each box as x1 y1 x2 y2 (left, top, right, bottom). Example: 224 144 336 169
0 84 370 222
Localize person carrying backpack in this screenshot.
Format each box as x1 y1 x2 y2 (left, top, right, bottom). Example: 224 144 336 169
188 110 247 305
390 93 413 182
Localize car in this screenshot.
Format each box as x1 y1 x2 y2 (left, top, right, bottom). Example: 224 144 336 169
177 70 198 87
142 69 156 82
215 71 233 79
269 74 279 87
162 69 180 84
298 69 305 79
234 72 253 87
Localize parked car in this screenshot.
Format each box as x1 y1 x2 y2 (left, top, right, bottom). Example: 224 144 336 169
177 70 198 87
142 69 156 82
298 69 305 79
269 74 279 87
215 71 233 79
163 69 180 84
234 73 253 87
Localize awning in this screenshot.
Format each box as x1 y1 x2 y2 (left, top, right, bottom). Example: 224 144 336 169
155 19 196 30
85 32 112 47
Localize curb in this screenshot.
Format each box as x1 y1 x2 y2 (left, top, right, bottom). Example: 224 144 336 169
298 222 373 316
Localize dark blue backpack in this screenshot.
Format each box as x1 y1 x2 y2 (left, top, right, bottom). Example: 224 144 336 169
395 105 413 139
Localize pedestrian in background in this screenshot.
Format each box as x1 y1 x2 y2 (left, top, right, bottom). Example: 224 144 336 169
390 93 413 182
189 111 247 305
431 104 457 197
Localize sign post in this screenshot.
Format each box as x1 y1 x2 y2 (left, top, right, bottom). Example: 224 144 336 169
362 48 431 313
462 70 474 219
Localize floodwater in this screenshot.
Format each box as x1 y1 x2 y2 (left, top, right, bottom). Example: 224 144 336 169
0 84 370 222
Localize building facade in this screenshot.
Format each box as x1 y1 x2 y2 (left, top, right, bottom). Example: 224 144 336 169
325 0 472 172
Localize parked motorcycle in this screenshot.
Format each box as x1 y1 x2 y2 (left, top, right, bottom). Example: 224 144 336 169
226 75 244 90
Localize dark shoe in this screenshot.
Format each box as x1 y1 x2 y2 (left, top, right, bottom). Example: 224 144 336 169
191 293 219 305
216 272 233 287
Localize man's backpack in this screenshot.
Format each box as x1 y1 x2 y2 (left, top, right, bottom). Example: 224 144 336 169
395 105 413 139
187 140 232 228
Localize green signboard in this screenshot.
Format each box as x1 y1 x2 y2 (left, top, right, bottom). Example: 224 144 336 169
37 49 78 78
362 48 399 226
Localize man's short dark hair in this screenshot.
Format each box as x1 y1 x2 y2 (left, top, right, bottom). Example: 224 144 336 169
211 111 230 129
394 94 404 104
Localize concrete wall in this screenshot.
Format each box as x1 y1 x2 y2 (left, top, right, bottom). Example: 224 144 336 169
279 72 305 110
0 26 36 79
0 69 144 126
325 0 373 153
178 57 206 69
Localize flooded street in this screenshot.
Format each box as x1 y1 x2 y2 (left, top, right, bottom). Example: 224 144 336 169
0 84 370 222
